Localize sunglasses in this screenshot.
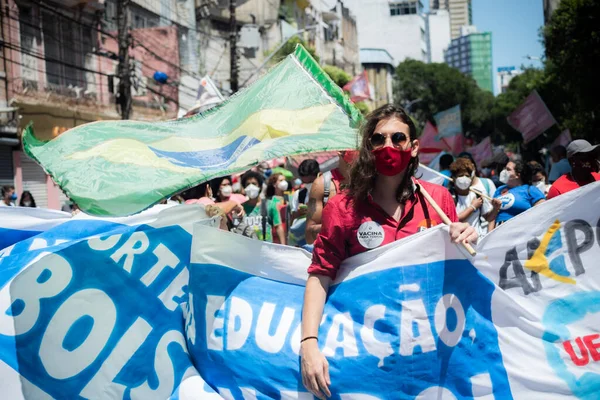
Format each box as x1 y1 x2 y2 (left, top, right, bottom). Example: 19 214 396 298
369 132 408 149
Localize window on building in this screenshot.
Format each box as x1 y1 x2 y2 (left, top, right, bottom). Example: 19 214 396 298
131 5 159 29
18 5 37 50
389 1 418 16
104 0 117 31
179 27 189 67
42 12 95 90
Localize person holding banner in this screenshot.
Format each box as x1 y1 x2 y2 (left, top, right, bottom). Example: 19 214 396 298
547 139 600 199
449 158 501 236
300 104 477 399
492 160 545 227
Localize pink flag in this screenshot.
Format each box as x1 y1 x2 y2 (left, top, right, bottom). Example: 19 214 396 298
419 122 447 153
507 90 557 144
468 137 493 166
419 121 464 155
551 129 572 148
343 71 371 103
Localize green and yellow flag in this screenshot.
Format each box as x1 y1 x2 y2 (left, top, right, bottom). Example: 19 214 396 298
23 45 361 216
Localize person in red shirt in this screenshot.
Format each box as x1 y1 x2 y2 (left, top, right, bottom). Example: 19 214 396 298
547 139 600 200
299 104 478 399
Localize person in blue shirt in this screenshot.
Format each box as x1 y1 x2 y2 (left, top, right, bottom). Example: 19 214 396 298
493 160 545 228
549 145 572 183
439 153 454 188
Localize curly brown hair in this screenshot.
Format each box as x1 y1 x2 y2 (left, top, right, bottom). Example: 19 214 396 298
348 104 418 204
449 158 475 177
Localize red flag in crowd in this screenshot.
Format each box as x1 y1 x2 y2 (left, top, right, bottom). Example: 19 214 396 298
507 90 557 144
551 129 572 148
468 136 493 166
343 71 371 103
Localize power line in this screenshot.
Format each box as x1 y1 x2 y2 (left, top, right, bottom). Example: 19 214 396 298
2 54 100 87
2 41 113 77
28 0 231 86
30 0 118 40
1 10 117 64
11 3 204 99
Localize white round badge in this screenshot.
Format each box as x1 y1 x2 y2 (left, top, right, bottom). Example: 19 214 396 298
357 221 385 249
498 193 515 210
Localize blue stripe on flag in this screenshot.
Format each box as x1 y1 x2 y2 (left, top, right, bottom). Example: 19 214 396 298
149 136 261 170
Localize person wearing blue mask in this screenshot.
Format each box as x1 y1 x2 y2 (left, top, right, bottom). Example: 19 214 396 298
1 185 17 207
492 160 545 228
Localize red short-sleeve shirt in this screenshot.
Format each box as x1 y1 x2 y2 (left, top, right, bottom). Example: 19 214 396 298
547 172 600 200
308 180 458 279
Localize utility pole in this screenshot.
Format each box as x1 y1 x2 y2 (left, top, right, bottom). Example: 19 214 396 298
117 0 132 119
229 0 238 93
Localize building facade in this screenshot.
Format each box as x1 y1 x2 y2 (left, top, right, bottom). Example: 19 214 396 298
430 0 472 39
497 66 522 94
196 0 360 92
444 29 493 92
0 0 187 209
360 48 394 109
426 9 451 63
344 0 428 66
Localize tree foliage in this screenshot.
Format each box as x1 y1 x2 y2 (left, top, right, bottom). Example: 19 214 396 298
270 36 319 64
393 60 494 141
322 65 351 87
543 0 600 141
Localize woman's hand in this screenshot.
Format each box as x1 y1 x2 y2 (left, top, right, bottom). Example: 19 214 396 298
449 222 478 244
232 204 246 218
470 196 483 210
301 340 331 399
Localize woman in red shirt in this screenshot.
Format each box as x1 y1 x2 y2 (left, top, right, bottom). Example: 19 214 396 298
300 104 478 399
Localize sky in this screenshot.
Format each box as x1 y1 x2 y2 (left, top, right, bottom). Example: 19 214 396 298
471 0 545 94
423 0 546 95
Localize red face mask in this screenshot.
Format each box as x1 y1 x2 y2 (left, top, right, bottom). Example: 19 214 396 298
372 146 412 176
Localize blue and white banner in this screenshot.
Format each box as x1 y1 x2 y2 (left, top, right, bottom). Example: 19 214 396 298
2 182 600 399
0 204 220 399
187 181 600 399
0 207 72 250
434 105 462 139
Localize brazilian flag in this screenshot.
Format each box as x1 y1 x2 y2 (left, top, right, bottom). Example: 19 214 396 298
23 45 361 216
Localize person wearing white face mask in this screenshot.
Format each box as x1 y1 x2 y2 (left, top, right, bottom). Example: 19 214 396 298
240 170 284 243
266 173 290 244
492 160 545 229
528 161 550 196
288 159 320 246
449 158 502 237
212 176 233 203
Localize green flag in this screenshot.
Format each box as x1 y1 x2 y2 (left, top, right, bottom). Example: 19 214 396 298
23 45 361 216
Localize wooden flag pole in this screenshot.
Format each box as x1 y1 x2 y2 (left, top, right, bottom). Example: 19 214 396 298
416 182 477 256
